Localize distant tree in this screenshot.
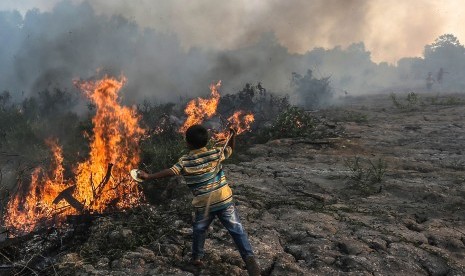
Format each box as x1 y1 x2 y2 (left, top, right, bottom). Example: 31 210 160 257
291 69 332 109
424 34 465 58
397 57 425 80
423 34 465 88
0 91 11 109
303 42 381 94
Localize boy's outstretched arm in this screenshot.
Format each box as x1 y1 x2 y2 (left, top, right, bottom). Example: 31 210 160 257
138 168 175 181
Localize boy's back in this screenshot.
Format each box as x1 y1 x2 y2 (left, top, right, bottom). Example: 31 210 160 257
170 146 233 212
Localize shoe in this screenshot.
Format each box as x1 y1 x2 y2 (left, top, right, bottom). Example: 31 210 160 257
191 258 204 267
245 256 261 276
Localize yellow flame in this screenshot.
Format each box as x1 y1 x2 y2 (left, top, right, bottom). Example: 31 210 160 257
179 81 221 133
3 76 145 235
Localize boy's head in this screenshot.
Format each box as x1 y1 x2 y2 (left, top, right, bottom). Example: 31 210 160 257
185 124 209 149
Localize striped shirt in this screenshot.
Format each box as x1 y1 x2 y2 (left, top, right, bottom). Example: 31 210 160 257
170 146 234 212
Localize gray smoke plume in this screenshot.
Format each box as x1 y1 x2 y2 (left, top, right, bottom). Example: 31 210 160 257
0 0 464 107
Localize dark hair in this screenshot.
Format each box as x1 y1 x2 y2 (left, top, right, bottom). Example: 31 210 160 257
185 124 209 149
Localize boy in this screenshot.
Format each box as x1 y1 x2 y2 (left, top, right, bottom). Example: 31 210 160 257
137 124 261 275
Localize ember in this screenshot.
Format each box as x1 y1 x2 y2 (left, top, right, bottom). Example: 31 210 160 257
2 76 145 236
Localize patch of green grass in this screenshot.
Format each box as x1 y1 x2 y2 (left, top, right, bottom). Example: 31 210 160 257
390 92 422 111
390 93 403 109
344 156 387 195
429 95 465 106
368 158 388 183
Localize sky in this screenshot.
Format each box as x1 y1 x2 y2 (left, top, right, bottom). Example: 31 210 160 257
0 0 463 64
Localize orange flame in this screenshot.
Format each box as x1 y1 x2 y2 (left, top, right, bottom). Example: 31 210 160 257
73 76 144 212
179 81 221 133
213 110 255 141
3 76 145 235
3 139 69 233
177 80 255 141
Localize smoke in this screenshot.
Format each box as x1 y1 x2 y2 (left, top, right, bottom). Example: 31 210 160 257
0 0 464 106
0 1 306 104
63 0 463 63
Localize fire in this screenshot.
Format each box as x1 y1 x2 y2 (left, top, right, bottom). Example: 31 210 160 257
3 76 145 235
213 110 255 141
3 139 69 233
177 80 255 141
73 76 144 212
179 81 221 133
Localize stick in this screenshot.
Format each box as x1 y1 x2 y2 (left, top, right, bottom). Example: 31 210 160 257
87 163 114 210
95 163 113 194
90 173 96 198
203 132 233 216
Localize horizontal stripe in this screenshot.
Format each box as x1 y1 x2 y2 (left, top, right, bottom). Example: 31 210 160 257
170 166 181 175
183 154 221 168
193 176 228 196
188 170 225 189
195 196 233 212
184 168 222 183
170 146 234 211
208 195 233 208
181 148 220 161
191 184 232 209
183 162 218 173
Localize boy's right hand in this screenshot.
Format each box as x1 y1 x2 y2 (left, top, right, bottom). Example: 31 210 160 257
229 127 237 136
137 170 149 180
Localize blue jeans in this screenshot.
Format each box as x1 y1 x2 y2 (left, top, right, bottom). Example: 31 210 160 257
192 204 254 261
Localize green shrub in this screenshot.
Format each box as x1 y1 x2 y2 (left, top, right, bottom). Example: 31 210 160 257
139 134 186 173
390 93 403 109
292 69 333 109
390 92 421 110
266 107 315 139
429 95 465 106
344 156 387 194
